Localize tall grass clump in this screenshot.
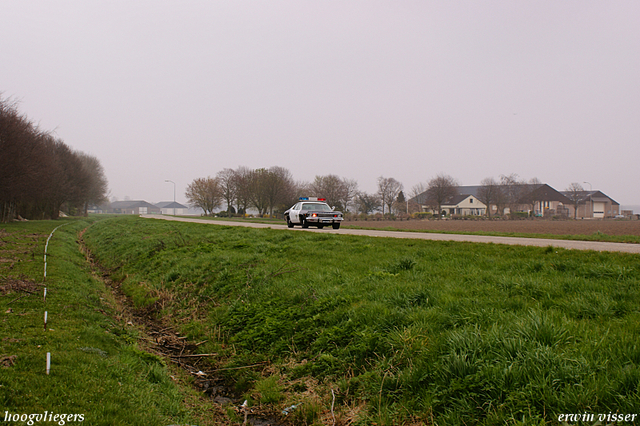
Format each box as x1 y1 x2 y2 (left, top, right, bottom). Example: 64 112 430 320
82 216 640 425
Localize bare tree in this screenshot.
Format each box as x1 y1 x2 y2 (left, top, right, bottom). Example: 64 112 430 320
264 166 295 216
217 168 237 216
185 177 222 216
356 192 381 215
311 174 347 210
377 176 403 215
248 168 270 216
407 182 427 213
246 167 294 216
500 174 527 215
294 180 312 201
42 136 88 219
233 166 253 215
76 151 109 216
310 174 358 211
565 182 584 219
1 98 49 221
1 96 110 222
476 177 502 217
426 174 459 217
340 178 359 212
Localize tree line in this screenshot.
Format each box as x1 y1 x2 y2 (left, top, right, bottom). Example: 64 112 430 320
187 167 587 219
0 96 108 223
186 166 404 217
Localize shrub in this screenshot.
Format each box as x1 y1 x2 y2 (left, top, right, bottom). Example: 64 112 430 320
412 212 433 219
509 212 529 219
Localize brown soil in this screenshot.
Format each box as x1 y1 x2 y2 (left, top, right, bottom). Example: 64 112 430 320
0 276 40 295
344 218 640 236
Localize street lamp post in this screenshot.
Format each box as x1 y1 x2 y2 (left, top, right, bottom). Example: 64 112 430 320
165 180 176 215
583 181 592 218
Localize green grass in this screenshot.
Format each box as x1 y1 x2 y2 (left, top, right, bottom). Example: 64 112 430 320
79 216 640 425
0 218 226 426
187 215 284 225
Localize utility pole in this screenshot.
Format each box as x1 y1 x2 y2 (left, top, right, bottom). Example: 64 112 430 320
165 180 176 215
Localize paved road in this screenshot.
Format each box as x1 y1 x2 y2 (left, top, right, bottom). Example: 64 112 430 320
141 215 640 254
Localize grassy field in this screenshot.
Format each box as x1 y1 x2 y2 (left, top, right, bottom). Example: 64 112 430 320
0 218 228 426
74 216 640 425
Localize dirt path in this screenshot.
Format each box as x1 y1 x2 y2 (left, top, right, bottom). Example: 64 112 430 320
141 215 640 254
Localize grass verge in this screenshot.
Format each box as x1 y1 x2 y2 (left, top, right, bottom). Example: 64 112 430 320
0 218 229 426
82 216 640 425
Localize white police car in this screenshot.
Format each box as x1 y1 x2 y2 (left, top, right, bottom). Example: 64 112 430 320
284 197 343 229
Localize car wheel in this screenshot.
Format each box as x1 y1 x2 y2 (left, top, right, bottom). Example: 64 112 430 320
286 217 294 228
301 218 309 228
332 223 340 229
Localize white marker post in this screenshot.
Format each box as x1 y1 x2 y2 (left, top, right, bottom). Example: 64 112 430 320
44 311 48 331
43 288 47 304
46 352 51 375
43 223 66 283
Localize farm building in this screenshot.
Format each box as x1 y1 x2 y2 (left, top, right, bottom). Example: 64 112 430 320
561 190 620 219
409 184 618 218
156 201 189 215
107 200 161 215
420 193 487 216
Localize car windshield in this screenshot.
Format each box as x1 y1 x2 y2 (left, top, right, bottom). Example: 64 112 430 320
301 203 332 212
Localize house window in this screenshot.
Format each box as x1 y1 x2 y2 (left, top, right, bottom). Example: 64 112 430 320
470 198 473 203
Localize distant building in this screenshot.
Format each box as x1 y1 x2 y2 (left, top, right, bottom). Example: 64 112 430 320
409 184 620 218
86 204 104 214
419 193 486 216
108 200 161 215
156 201 189 215
525 184 572 217
560 190 620 219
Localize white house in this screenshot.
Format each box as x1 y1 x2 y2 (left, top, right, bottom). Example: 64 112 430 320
422 194 486 216
156 201 189 216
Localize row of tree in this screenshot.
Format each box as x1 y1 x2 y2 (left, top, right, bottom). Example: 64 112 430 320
186 166 405 217
0 96 109 222
186 167 355 216
187 167 587 218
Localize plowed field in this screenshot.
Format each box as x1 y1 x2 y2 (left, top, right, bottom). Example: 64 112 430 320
344 218 640 236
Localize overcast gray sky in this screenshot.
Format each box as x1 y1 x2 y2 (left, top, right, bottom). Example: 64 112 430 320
2 1 639 208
